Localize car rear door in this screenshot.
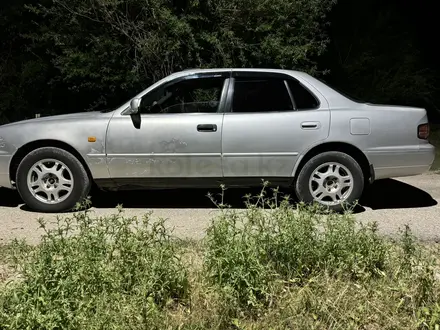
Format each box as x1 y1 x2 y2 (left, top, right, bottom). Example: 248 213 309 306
221 70 330 182
105 71 230 182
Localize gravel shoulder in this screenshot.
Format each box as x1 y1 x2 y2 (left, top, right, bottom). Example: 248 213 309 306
0 173 439 244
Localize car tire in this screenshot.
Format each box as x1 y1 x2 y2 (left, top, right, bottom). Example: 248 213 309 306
16 147 91 213
294 151 364 212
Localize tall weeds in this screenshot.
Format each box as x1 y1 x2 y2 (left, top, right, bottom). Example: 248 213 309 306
204 183 388 314
0 188 439 329
0 203 188 329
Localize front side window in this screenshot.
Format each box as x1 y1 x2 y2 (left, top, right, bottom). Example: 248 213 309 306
232 77 294 113
140 77 226 114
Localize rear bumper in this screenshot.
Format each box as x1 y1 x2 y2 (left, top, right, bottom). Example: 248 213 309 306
0 154 12 188
368 144 436 180
374 165 432 180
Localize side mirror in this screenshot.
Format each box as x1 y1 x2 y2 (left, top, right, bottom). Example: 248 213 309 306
128 97 142 114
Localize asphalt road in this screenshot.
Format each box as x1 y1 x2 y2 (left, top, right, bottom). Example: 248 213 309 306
0 173 439 244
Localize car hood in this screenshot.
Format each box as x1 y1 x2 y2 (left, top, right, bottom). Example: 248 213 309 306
0 111 111 128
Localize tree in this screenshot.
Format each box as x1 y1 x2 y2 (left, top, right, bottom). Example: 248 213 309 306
321 0 440 121
0 0 52 123
13 0 336 117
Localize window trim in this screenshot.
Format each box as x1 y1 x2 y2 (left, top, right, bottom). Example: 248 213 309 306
284 80 297 111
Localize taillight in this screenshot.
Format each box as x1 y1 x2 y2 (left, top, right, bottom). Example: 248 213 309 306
418 123 430 139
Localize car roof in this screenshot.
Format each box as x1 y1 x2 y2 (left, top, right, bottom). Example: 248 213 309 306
178 67 304 75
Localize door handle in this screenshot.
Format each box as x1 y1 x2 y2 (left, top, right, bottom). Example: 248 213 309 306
197 124 217 132
301 121 320 129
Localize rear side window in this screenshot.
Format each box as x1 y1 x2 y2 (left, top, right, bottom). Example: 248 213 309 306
232 78 294 113
287 80 319 110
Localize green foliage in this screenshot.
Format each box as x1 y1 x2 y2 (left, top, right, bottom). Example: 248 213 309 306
418 303 440 329
2 0 440 124
0 204 189 329
322 0 440 119
203 183 387 314
0 0 336 122
0 0 52 124
0 194 439 329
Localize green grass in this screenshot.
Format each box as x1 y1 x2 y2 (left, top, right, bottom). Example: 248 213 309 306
0 191 440 329
430 124 440 171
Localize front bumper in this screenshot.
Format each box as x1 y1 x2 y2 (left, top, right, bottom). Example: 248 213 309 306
0 154 12 188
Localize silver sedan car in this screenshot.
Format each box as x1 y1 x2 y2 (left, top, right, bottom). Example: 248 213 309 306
0 69 436 212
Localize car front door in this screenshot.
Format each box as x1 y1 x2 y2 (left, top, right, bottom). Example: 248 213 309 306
105 72 230 184
221 70 330 182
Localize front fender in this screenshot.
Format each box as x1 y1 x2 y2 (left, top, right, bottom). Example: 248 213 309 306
0 113 113 181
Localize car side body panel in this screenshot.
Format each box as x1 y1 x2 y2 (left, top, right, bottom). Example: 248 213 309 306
220 69 331 180
288 72 435 179
0 111 114 188
0 155 10 188
0 68 436 193
105 71 231 181
221 109 330 178
327 104 434 179
105 112 225 179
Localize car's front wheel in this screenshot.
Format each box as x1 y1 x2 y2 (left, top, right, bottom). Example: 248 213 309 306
294 151 364 212
16 147 91 213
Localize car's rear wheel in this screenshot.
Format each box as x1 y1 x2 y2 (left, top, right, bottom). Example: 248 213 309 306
295 151 364 212
16 147 91 213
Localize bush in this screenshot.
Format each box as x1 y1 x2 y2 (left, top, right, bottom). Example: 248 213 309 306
0 190 439 329
203 183 418 315
0 203 189 329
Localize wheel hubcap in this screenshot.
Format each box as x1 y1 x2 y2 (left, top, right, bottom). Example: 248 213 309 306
27 159 74 204
308 162 354 206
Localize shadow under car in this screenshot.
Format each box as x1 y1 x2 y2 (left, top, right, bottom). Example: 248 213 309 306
1 177 436 213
